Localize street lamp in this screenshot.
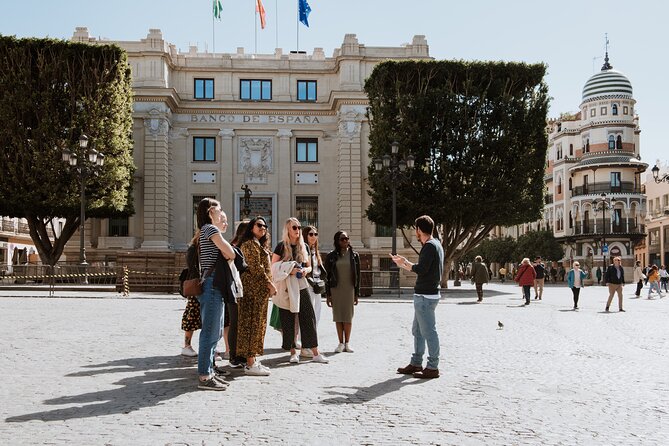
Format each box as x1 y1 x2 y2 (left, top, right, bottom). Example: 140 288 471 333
592 192 616 283
61 134 105 282
651 164 669 183
374 141 415 293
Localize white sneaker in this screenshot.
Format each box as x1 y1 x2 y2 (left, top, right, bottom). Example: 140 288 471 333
244 362 271 376
335 343 345 353
289 353 300 363
295 341 302 349
344 343 354 353
312 354 329 363
214 351 223 362
300 349 314 358
181 346 198 357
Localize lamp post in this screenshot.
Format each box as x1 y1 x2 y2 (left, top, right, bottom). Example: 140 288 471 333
592 192 616 283
651 164 669 183
374 141 415 293
62 134 105 283
241 184 253 220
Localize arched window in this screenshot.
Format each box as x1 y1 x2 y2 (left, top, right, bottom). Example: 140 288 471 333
608 135 615 150
557 177 562 195
616 135 622 150
612 104 618 115
569 144 573 156
586 139 590 152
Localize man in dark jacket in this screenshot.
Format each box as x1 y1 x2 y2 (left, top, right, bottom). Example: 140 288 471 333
391 215 444 379
471 256 490 302
605 256 625 312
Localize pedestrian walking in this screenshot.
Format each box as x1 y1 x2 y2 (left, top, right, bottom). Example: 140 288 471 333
514 258 536 306
595 266 602 285
271 218 328 364
567 261 587 310
471 255 489 302
238 216 276 376
633 260 644 298
393 215 444 379
533 257 545 300
647 265 664 298
324 230 360 353
605 256 625 312
660 265 669 293
194 198 236 390
499 266 507 283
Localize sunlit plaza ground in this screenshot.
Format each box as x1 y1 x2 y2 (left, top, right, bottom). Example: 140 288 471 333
1 281 668 445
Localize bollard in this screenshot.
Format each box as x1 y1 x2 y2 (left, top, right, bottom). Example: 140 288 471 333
122 266 129 297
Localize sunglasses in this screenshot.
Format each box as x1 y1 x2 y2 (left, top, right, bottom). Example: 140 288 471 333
308 232 318 237
339 236 349 241
256 222 267 229
292 225 301 231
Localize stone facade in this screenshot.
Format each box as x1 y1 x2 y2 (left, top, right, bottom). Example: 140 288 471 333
65 28 431 263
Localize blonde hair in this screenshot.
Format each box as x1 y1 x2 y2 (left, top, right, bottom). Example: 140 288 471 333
280 217 307 263
573 261 580 267
521 257 531 265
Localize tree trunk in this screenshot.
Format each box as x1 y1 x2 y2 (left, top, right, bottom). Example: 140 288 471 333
27 216 80 266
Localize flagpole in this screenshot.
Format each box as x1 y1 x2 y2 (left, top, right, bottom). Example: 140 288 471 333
255 0 258 54
212 13 215 53
296 0 299 51
275 0 278 50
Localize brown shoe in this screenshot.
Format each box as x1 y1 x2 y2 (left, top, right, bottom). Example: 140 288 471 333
397 364 423 375
413 368 440 379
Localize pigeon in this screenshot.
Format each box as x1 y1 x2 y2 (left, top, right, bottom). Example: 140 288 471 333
497 321 504 330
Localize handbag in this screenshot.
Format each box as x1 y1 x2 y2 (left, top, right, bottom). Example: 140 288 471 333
307 276 326 295
182 277 203 296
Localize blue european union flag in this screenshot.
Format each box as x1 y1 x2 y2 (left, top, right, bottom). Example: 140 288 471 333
299 0 311 27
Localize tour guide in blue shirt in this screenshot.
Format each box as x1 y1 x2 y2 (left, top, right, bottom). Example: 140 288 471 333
391 215 444 379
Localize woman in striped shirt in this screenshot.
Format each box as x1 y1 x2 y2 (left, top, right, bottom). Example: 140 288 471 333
195 198 236 391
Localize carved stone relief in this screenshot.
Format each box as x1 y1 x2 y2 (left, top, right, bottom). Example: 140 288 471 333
238 137 273 184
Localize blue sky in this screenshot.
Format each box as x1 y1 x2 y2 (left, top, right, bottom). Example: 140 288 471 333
1 0 666 167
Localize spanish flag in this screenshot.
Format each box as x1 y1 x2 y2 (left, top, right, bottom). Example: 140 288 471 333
256 0 267 29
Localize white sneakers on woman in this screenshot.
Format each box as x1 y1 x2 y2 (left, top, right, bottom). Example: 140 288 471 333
289 353 300 363
344 343 354 353
244 362 271 376
312 354 329 363
335 343 345 353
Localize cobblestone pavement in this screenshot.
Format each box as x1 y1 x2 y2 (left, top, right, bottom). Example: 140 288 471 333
1 282 668 445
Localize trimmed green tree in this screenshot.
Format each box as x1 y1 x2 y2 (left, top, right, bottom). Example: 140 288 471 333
365 60 548 282
0 36 134 266
513 230 563 263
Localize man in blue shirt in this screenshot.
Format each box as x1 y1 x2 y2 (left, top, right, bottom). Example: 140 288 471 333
391 215 444 379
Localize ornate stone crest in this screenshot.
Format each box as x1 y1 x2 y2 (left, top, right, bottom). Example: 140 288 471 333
238 137 273 184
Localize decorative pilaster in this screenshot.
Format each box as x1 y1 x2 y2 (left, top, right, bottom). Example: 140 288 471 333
337 106 365 247
219 129 235 216
276 129 293 224
141 108 171 250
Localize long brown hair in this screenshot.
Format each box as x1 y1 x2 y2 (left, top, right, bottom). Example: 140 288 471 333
302 225 322 265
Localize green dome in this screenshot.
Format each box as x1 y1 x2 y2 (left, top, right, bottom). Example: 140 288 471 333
582 68 633 102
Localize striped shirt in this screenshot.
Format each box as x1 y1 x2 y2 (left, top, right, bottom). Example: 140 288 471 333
199 224 221 272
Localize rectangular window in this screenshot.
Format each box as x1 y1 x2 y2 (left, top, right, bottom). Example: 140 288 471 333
610 172 621 193
296 196 318 228
109 216 129 237
623 106 629 115
375 225 393 237
193 137 216 161
600 107 607 115
194 78 214 99
590 109 596 117
240 79 272 100
296 138 318 162
297 80 317 101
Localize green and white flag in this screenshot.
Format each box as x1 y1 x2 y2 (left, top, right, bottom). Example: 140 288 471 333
213 0 223 20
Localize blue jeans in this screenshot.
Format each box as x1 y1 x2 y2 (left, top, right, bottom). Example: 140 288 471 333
411 295 440 370
522 285 531 303
197 274 224 376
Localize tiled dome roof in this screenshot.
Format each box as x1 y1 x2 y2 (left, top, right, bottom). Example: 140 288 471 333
582 57 632 102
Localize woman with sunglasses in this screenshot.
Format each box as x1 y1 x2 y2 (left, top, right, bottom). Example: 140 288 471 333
325 230 361 353
237 216 276 376
302 225 325 329
271 218 329 364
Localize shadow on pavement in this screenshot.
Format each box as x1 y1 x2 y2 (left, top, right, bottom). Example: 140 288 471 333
320 375 426 405
6 355 196 423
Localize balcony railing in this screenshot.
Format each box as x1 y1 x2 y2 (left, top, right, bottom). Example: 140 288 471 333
545 194 554 204
571 181 642 197
573 219 645 235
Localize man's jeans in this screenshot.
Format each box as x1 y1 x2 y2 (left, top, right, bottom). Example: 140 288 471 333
197 274 224 376
411 295 440 370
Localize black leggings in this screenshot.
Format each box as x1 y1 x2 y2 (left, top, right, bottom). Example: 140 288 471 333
279 288 318 350
571 287 581 307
